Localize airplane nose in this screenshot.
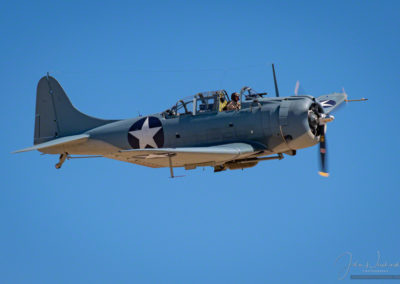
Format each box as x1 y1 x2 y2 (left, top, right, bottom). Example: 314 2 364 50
284 100 326 150
270 98 333 153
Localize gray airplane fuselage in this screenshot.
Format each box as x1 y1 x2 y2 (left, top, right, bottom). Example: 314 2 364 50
62 95 319 157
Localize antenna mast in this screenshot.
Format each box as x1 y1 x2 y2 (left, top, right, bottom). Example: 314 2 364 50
272 63 280 97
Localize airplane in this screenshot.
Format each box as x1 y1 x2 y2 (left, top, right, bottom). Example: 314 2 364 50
14 65 366 178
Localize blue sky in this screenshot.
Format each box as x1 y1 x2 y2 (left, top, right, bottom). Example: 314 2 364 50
1 0 399 283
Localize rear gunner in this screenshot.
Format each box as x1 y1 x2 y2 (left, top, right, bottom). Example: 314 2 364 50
226 92 241 111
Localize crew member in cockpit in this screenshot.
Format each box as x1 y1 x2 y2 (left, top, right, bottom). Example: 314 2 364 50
226 93 241 110
218 92 228 112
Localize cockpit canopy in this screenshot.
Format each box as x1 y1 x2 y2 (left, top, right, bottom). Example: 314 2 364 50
163 87 267 118
163 90 229 118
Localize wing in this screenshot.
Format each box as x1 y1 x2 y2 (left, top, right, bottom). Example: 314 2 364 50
316 92 347 113
105 142 268 168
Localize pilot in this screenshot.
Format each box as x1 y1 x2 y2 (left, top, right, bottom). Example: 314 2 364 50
218 92 228 112
226 93 241 111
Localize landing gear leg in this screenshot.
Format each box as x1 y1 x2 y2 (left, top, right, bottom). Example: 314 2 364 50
168 154 174 178
55 153 68 169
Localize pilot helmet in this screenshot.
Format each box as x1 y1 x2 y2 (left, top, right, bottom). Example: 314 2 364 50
231 92 239 101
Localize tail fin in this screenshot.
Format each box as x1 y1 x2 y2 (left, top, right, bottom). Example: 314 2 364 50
34 75 116 144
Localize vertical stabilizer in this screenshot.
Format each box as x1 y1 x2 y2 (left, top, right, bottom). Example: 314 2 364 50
34 75 116 144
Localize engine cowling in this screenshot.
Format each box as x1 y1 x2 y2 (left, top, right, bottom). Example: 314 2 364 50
273 97 324 151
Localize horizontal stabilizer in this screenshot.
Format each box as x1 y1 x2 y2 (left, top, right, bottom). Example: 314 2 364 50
13 134 89 153
317 92 347 113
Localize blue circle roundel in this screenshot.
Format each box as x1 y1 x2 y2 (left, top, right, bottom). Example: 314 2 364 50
127 116 164 149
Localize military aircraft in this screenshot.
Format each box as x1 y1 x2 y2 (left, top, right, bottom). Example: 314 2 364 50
14 65 365 177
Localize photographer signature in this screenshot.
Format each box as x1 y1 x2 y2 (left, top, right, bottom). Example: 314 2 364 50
336 251 400 280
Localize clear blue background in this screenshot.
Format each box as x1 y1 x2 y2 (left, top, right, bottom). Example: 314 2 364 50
1 1 399 283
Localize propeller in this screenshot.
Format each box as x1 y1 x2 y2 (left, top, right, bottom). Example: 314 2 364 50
308 103 333 177
273 65 332 177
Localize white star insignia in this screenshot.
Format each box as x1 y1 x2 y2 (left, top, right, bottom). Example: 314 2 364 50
129 117 162 148
320 100 335 108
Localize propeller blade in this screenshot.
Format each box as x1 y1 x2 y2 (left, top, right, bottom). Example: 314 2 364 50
294 80 307 96
294 80 300 96
318 126 329 177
